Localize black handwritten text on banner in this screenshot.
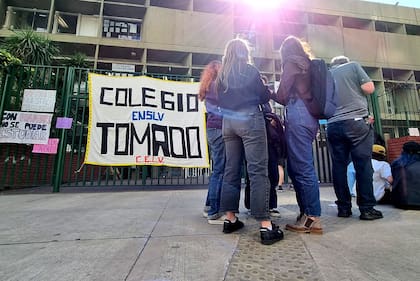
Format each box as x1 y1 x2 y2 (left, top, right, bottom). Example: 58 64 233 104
86 74 209 168
0 111 52 144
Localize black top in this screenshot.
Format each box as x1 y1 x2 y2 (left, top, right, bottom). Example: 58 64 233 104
218 64 269 111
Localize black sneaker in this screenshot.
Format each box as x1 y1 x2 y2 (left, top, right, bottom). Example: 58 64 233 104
337 209 353 218
260 223 284 245
359 208 383 220
223 218 244 233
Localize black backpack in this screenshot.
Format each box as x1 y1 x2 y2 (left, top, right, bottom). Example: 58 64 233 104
305 58 337 119
391 155 420 209
264 112 287 160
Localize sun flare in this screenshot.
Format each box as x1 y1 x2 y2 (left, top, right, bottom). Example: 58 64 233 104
240 0 285 11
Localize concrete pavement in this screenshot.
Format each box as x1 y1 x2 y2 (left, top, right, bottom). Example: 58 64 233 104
1 186 419 281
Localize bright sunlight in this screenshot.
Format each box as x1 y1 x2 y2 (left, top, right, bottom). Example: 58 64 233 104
240 0 286 11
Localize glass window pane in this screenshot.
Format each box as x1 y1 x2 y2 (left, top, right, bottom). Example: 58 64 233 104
57 14 78 34
11 10 33 29
34 12 48 31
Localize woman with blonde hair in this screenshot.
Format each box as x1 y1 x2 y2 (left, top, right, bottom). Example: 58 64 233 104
199 60 226 224
272 35 323 234
217 38 283 245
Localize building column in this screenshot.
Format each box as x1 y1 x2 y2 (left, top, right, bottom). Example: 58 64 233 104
47 0 55 33
97 0 104 38
94 0 105 68
3 6 13 29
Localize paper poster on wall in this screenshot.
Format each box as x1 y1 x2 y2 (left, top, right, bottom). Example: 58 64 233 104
56 117 73 129
274 81 280 93
0 111 52 144
32 138 59 154
21 89 56 112
112 63 135 73
408 128 420 136
86 73 208 168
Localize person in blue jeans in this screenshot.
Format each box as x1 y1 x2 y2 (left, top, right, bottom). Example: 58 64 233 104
327 55 383 220
347 161 356 197
271 35 323 234
199 60 226 225
217 38 283 245
244 103 285 218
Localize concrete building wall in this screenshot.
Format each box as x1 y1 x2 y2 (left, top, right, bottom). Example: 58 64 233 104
143 7 231 53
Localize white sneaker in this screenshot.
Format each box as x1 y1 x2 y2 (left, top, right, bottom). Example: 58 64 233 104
269 209 281 217
208 215 227 225
203 206 210 218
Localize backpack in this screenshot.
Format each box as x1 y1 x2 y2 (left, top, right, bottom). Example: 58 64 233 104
264 112 287 160
305 58 337 119
391 154 420 209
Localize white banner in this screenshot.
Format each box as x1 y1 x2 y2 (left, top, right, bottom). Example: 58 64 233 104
21 89 56 112
0 111 52 144
85 73 209 168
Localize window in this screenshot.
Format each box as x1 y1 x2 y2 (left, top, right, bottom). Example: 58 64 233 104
342 17 373 31
150 0 190 10
375 21 404 34
406 24 420 36
11 9 49 31
56 13 78 34
102 18 141 40
308 13 339 27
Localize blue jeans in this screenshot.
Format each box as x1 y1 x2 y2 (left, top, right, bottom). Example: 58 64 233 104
206 128 225 216
327 119 376 212
244 145 279 210
347 162 356 196
285 99 321 217
268 145 279 209
220 108 270 221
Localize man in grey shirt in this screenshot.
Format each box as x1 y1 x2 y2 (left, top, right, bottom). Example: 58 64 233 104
327 55 383 220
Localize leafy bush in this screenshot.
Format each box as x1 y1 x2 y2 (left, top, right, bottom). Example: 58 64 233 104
3 29 59 65
65 52 92 68
0 49 22 69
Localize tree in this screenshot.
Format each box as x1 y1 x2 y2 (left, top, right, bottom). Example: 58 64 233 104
0 49 22 70
65 52 92 68
3 29 59 65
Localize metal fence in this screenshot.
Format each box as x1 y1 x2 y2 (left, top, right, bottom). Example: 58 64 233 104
3 65 417 191
1 65 67 189
0 65 213 191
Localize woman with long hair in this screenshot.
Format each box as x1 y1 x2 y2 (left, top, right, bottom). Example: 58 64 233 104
272 35 323 234
199 60 226 224
217 38 283 245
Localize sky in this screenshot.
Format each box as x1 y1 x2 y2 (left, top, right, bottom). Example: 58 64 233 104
360 0 420 8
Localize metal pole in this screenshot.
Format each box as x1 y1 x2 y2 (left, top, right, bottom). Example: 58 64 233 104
0 72 10 120
52 67 73 192
47 0 55 33
371 90 383 137
93 0 104 69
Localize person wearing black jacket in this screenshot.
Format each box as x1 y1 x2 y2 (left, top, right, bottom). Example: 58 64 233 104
391 141 420 209
217 38 283 245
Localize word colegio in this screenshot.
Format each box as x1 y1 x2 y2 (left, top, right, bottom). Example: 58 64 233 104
99 87 199 113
